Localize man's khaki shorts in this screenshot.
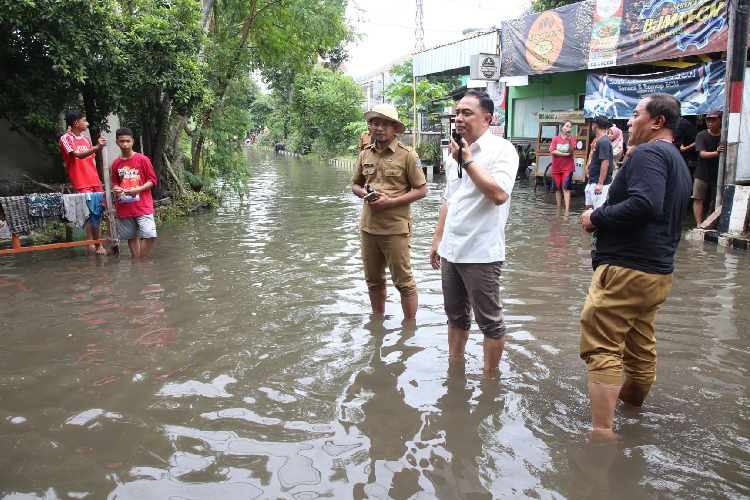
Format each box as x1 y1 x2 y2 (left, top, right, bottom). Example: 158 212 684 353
579 264 673 387
361 231 416 296
692 178 716 201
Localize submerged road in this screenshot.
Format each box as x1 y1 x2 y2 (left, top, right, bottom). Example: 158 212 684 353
1 148 748 499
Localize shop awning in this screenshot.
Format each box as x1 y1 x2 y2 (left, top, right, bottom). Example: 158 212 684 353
413 32 499 78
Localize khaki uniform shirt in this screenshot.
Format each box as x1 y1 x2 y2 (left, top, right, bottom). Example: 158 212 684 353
352 137 426 235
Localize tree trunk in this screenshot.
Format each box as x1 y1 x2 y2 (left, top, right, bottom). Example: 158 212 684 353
140 95 172 198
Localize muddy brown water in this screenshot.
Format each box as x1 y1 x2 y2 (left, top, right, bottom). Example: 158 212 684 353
1 149 749 499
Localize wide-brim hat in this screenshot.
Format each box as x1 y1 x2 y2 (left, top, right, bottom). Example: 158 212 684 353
364 104 406 134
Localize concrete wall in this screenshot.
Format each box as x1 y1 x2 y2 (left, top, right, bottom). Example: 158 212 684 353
0 119 61 196
507 71 588 138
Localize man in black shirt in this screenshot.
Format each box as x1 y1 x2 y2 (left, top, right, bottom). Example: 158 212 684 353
579 93 692 440
692 109 724 227
585 116 614 210
672 116 698 176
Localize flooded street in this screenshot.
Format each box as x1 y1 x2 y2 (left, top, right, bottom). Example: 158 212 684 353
1 149 749 499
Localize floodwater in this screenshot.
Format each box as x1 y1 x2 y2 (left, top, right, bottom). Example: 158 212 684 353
1 149 749 500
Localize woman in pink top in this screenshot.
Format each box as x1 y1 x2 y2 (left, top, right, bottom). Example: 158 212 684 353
607 125 624 173
549 120 576 215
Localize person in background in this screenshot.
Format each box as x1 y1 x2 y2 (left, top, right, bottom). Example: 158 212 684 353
579 93 692 439
359 121 375 152
59 109 107 255
693 109 724 228
673 116 698 177
585 117 614 210
352 104 427 319
549 120 576 215
607 125 624 173
430 90 518 373
112 127 158 259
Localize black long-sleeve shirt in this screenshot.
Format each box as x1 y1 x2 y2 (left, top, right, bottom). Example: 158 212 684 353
590 140 692 274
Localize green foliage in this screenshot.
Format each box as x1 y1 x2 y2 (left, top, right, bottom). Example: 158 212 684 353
30 222 66 246
155 191 216 223
381 60 454 130
345 121 370 155
530 0 579 12
287 66 363 158
416 139 441 166
0 0 120 155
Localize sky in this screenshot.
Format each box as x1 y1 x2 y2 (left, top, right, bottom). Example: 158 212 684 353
344 0 530 79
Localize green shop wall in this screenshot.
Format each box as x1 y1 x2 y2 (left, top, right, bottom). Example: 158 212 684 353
507 71 587 138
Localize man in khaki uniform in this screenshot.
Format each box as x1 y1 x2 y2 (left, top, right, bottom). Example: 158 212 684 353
352 104 427 319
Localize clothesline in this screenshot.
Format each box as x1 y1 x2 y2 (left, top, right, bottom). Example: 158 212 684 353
0 192 114 255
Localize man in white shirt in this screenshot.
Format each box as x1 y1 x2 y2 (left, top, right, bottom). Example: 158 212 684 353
429 90 518 373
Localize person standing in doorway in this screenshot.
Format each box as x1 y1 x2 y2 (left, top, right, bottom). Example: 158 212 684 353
352 104 427 319
549 120 576 216
579 93 692 439
693 109 724 227
585 116 613 210
59 109 107 255
429 90 518 373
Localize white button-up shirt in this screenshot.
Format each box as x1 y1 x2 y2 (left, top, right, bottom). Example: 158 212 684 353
438 129 518 263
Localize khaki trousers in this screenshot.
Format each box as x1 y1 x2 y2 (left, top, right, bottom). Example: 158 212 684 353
580 264 673 389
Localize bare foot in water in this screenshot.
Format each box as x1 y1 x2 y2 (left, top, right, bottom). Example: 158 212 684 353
588 428 617 442
95 244 107 255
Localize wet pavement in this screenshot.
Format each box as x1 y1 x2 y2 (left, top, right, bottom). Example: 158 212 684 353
1 149 749 499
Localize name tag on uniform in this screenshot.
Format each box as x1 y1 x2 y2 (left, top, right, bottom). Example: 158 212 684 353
364 163 374 167
388 158 393 162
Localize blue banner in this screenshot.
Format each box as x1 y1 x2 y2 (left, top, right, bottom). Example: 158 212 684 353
584 58 726 118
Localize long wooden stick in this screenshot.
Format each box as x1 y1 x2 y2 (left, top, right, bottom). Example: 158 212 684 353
101 144 120 254
0 238 110 255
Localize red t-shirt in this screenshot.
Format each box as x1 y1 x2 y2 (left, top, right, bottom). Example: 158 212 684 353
59 132 101 190
112 152 158 218
549 135 576 174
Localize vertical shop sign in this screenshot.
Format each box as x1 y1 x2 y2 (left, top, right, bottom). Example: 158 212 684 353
588 0 624 68
487 81 507 137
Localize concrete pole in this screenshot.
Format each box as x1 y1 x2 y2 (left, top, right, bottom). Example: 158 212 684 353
719 0 750 205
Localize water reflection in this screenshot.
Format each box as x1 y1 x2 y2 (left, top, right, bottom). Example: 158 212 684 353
0 150 749 499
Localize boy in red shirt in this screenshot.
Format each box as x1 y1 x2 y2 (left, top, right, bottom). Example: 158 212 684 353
111 127 158 258
59 109 108 255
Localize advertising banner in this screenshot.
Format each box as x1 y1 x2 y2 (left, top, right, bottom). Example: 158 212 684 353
584 58 726 118
501 1 595 77
616 0 728 65
487 81 507 137
588 0 625 68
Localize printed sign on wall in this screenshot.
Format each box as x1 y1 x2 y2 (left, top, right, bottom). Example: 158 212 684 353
501 1 594 77
584 58 726 118
616 0 728 65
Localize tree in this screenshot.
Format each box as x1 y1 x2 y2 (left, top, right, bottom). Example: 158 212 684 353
190 0 354 175
381 60 454 131
116 0 207 197
0 0 120 159
288 65 363 157
530 0 579 12
0 0 207 196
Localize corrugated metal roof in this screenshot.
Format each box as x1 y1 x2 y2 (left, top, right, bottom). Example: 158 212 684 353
413 32 499 77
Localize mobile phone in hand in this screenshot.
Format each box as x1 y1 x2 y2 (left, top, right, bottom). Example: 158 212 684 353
364 191 379 202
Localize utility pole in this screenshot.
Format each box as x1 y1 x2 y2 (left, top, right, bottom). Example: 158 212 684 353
719 0 750 205
414 0 425 149
415 0 425 53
